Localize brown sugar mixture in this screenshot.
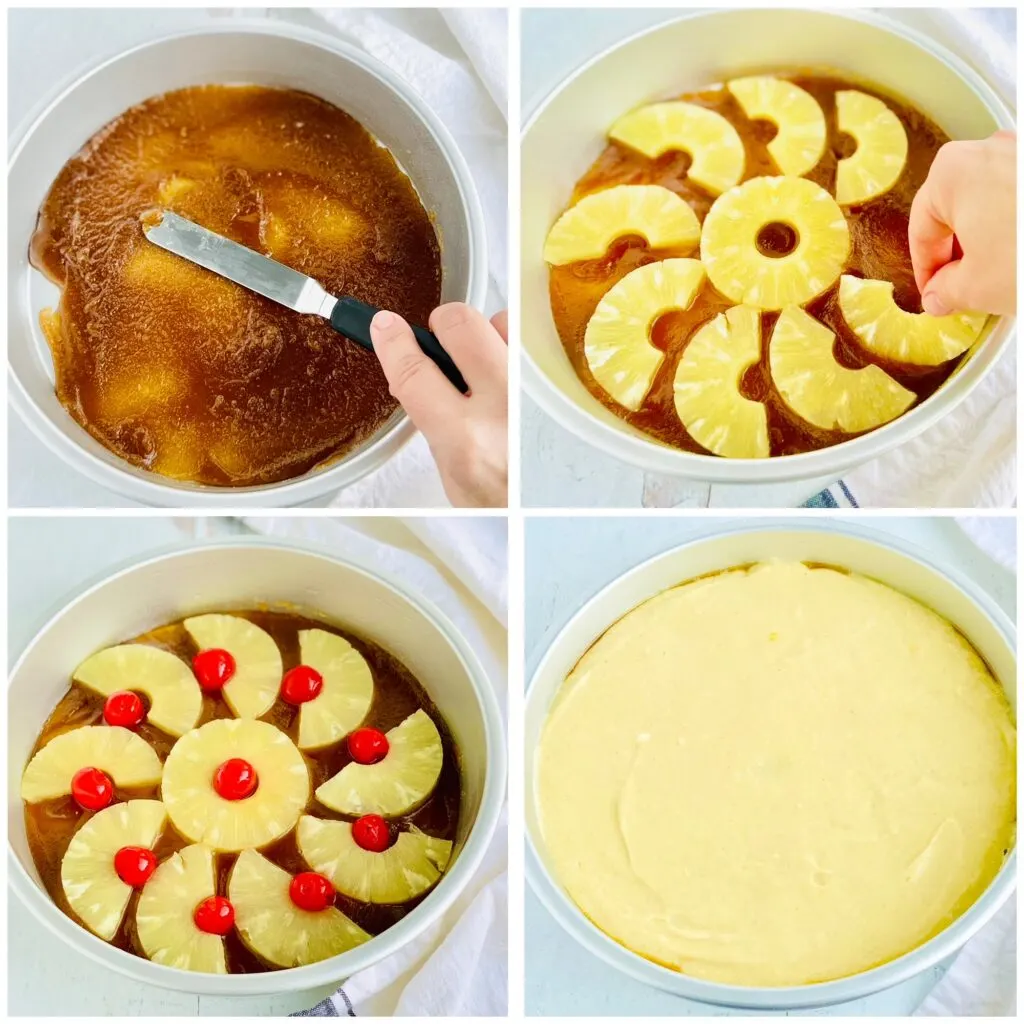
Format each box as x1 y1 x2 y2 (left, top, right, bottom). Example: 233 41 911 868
24 610 461 974
30 86 442 485
549 73 955 457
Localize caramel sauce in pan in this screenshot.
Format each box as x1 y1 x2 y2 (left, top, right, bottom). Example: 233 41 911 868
549 74 956 457
24 611 462 974
30 86 442 486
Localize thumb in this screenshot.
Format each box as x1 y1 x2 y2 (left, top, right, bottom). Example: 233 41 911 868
920 259 976 317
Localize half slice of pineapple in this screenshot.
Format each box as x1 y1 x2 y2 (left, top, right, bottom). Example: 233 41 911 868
316 710 444 818
60 799 166 940
135 844 227 973
673 305 769 458
543 185 700 266
229 849 370 967
21 726 162 803
73 644 202 737
583 258 706 410
183 614 282 719
296 630 374 751
608 102 745 195
701 177 849 309
770 307 915 432
834 91 908 206
297 816 453 904
162 719 309 852
838 275 987 366
727 76 827 177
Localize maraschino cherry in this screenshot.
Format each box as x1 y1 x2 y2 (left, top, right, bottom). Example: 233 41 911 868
289 872 336 912
352 814 391 853
103 690 146 728
281 665 324 705
193 648 236 692
71 767 114 811
348 727 389 765
193 895 235 935
114 845 157 887
213 758 258 801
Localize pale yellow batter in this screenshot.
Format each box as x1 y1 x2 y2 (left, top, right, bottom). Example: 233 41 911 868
536 561 1016 987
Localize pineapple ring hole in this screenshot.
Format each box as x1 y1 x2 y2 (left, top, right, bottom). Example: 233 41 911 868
755 221 800 258
746 117 779 147
833 131 858 160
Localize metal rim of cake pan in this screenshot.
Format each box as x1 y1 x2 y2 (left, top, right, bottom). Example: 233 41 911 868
8 19 489 507
520 8 1016 486
8 536 508 995
524 521 1017 1009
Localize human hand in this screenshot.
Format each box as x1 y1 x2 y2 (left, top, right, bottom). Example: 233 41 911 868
909 131 1016 317
370 303 508 508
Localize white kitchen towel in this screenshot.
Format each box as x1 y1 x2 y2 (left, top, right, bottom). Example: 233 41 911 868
955 514 1017 572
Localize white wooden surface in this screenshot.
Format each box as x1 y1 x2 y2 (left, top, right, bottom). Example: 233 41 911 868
523 515 1016 1016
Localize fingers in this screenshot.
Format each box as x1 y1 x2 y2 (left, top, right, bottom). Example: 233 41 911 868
370 310 463 435
429 302 508 396
908 164 955 295
490 309 509 344
920 258 975 316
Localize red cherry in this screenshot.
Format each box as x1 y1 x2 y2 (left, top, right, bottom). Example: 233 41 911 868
193 895 235 935
71 767 114 811
114 845 157 887
281 665 323 705
193 648 236 692
289 872 336 912
213 758 258 800
348 727 389 765
352 814 391 853
103 690 146 728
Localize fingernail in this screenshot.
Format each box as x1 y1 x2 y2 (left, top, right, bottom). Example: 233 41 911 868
921 292 950 317
371 310 395 331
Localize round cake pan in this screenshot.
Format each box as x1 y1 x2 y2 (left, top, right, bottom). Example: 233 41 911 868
521 9 1015 487
525 524 1016 1009
8 538 506 996
9 20 488 507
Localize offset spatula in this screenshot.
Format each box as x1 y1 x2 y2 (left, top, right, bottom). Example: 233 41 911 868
143 211 467 393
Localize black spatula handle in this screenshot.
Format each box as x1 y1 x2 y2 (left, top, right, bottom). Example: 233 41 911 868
329 296 468 394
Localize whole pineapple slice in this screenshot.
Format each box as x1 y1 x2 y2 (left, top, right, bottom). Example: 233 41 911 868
839 275 987 365
22 726 162 802
701 176 849 308
834 90 908 205
136 844 227 973
161 719 309 851
297 815 453 904
296 629 374 751
673 305 769 458
183 614 282 720
316 710 444 817
229 849 370 968
543 185 700 265
60 799 167 940
608 102 745 195
583 258 706 410
73 644 202 737
769 307 915 432
727 76 827 177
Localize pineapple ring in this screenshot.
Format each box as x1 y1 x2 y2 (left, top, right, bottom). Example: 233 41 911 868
727 76 827 177
543 185 700 266
297 815 453 904
673 305 769 459
21 725 162 803
770 307 915 432
835 91 909 206
700 176 849 309
608 102 745 195
73 644 202 737
136 844 227 973
184 614 282 720
296 629 374 751
229 849 370 968
583 258 706 411
61 799 167 941
162 719 309 852
839 275 988 366
316 709 445 817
